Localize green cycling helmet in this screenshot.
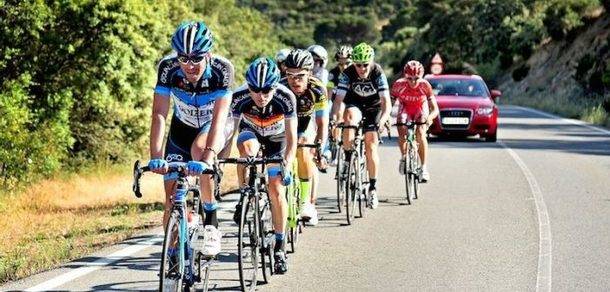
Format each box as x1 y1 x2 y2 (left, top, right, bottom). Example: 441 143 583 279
352 42 374 63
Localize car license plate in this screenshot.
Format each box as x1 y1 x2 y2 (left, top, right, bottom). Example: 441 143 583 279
442 117 469 125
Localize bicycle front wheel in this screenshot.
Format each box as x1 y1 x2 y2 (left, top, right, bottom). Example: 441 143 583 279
237 194 259 292
358 158 368 218
345 152 358 225
159 210 183 292
335 148 344 213
403 153 412 205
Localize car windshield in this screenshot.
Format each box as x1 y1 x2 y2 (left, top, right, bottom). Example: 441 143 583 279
428 78 489 97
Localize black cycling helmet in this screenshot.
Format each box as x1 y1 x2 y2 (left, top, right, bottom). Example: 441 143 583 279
284 49 314 70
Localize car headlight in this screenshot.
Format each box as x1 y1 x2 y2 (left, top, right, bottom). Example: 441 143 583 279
476 107 493 116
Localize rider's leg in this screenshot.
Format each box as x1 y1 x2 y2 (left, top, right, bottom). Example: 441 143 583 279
416 124 429 167
364 131 380 190
397 126 408 156
236 131 259 186
341 106 362 152
297 135 313 205
192 132 218 227
267 172 287 247
163 180 177 230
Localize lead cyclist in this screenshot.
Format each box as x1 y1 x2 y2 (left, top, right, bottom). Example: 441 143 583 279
148 21 233 257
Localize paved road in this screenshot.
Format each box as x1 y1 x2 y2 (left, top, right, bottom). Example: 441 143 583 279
2 105 609 291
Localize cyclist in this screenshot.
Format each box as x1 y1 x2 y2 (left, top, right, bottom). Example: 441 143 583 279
390 60 439 182
307 45 329 86
330 42 391 209
148 21 233 257
275 48 291 77
327 45 352 164
231 57 297 274
280 49 328 226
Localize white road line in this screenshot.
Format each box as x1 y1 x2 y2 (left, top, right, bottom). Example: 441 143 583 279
25 233 163 292
499 141 552 292
510 105 610 135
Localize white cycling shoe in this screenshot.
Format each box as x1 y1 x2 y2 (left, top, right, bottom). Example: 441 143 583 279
420 166 430 183
369 190 379 209
201 225 222 257
300 202 319 226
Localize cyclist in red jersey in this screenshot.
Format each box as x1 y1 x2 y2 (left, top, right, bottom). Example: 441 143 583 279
390 60 439 182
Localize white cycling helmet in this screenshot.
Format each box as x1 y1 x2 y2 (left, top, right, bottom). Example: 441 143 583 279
275 48 291 64
307 45 328 68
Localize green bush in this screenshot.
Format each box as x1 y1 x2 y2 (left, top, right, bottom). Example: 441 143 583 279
0 0 281 188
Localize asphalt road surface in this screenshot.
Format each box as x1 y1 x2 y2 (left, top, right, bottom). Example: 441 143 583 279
2 105 609 291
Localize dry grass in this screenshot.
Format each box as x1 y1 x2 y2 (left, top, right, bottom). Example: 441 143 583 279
0 162 237 284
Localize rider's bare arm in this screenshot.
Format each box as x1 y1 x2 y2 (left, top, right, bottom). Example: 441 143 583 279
284 117 298 168
202 94 232 163
331 89 346 121
379 90 392 127
150 93 170 159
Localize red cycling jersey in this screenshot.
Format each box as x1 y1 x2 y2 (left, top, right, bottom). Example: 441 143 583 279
391 78 433 122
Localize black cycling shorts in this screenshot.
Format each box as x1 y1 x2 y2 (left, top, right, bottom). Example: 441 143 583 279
237 123 285 158
344 103 381 132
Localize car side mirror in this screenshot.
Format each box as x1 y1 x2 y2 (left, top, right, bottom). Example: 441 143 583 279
490 89 502 102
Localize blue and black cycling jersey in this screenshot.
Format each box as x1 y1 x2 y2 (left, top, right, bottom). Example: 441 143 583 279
336 63 389 109
154 53 234 129
231 83 296 157
153 53 234 171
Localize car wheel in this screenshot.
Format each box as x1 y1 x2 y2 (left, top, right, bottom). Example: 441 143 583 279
484 132 497 142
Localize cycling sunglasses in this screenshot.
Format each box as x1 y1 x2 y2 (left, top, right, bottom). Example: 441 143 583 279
286 72 308 80
249 86 275 94
177 54 207 65
406 76 418 81
354 63 369 68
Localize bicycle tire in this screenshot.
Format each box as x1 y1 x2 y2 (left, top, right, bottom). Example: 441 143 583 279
413 158 420 200
259 196 273 282
357 157 367 217
335 148 344 213
160 210 183 292
345 152 357 225
237 194 259 292
403 153 411 205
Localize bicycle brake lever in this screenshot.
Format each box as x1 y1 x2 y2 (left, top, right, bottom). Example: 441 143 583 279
132 160 143 198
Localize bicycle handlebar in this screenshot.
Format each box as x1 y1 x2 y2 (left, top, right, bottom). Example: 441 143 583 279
132 160 217 198
393 121 427 128
217 157 284 165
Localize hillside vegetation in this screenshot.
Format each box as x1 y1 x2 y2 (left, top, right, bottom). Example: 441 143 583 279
0 0 281 189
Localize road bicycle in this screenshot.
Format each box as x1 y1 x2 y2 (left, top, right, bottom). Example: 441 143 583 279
285 142 325 253
132 161 219 292
394 121 426 204
221 156 285 291
336 123 369 225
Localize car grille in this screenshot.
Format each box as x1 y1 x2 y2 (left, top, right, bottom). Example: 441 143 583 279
440 109 472 129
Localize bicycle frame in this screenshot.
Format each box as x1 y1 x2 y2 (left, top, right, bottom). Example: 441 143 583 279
132 161 218 290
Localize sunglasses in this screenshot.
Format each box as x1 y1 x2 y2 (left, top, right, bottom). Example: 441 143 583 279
177 54 206 65
286 72 308 80
354 63 369 68
249 86 275 94
406 76 418 81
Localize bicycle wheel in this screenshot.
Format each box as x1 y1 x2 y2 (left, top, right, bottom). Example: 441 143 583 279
193 254 212 292
258 195 274 282
345 152 358 225
159 210 183 292
407 148 418 201
237 194 259 292
403 153 411 205
413 153 420 200
357 157 367 218
335 148 344 213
